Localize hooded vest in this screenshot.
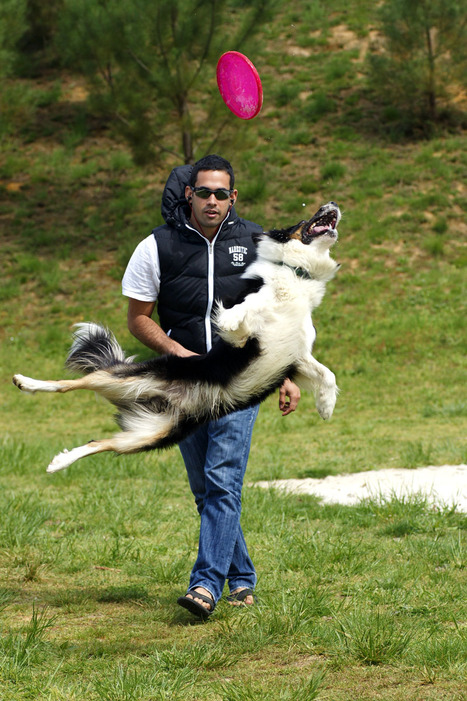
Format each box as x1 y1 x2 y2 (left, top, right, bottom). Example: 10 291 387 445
153 166 262 354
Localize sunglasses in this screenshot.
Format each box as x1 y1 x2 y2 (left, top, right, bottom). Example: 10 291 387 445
191 186 232 201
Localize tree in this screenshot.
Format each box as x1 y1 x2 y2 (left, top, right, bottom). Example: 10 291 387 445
367 0 466 131
0 0 63 77
56 0 277 164
0 0 27 77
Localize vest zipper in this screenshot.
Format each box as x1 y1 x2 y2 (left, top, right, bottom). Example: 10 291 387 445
205 241 215 351
185 213 230 353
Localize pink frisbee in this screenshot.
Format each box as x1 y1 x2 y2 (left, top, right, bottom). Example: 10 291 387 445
216 51 263 120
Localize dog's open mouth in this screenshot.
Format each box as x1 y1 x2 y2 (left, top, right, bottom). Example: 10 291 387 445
308 207 339 238
260 202 341 247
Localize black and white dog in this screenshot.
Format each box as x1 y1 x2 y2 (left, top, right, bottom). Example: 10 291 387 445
13 202 341 473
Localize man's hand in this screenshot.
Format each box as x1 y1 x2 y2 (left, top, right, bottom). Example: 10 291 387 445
279 378 301 416
174 346 199 358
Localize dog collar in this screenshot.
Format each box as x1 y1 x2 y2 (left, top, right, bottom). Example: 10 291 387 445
277 262 313 280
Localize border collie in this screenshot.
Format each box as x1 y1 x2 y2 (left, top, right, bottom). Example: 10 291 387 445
13 202 341 473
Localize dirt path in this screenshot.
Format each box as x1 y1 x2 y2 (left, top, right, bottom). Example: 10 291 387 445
253 465 467 512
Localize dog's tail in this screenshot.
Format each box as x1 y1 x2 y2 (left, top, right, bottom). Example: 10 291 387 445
66 323 129 374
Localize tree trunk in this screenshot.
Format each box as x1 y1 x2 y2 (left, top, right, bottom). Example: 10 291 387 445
425 25 437 121
183 129 194 165
177 94 194 164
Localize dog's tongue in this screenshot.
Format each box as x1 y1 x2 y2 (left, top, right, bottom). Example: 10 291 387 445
313 225 329 234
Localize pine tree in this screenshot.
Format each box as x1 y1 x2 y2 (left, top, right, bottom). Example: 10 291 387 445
367 0 466 132
56 0 277 163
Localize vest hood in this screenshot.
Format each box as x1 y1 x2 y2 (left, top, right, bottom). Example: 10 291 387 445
161 164 238 231
161 165 193 230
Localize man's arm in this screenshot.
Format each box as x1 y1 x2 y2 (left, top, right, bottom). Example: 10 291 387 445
127 298 197 357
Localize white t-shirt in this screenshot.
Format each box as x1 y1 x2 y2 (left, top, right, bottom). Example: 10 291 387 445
122 234 161 302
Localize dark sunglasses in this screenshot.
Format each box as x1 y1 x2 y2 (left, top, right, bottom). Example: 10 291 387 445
191 186 232 201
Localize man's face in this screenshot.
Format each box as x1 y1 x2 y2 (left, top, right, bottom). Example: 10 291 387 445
185 170 237 238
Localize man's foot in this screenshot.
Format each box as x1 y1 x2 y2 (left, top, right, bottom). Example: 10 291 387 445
226 587 256 606
177 587 215 620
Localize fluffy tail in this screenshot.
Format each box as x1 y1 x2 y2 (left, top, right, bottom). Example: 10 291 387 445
66 323 128 374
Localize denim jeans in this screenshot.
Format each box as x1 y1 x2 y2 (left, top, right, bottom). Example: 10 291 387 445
179 405 259 603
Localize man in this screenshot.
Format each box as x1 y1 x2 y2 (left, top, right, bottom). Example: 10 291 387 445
122 155 300 619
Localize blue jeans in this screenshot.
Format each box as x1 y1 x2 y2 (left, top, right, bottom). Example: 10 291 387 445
179 405 259 603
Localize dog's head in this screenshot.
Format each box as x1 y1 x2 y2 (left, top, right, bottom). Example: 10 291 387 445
254 202 341 279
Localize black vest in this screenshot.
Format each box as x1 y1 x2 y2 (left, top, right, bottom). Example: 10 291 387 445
154 218 261 354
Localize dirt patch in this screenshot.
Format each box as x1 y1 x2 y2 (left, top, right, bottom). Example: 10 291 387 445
60 77 89 103
253 464 467 512
329 25 381 62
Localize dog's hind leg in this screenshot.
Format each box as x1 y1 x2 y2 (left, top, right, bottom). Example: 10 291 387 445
46 412 177 473
13 371 167 405
46 430 166 473
13 373 106 395
47 440 109 473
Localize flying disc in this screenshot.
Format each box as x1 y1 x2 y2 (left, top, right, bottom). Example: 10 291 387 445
216 51 263 120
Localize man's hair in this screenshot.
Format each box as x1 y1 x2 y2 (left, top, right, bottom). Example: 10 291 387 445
190 154 235 189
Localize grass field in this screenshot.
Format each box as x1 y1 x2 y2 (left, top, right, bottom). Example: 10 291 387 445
1 0 466 698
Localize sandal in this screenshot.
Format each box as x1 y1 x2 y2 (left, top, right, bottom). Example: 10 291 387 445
226 587 256 605
177 589 215 620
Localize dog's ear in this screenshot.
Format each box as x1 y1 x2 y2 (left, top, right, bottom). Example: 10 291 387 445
261 222 305 245
251 232 263 246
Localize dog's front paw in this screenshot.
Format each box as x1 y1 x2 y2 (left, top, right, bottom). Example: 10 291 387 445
316 371 338 420
216 308 244 334
317 393 336 420
216 309 250 347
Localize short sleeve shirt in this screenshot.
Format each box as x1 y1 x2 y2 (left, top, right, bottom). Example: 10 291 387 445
122 235 161 302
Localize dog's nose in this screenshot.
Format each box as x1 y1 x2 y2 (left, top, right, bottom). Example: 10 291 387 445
330 201 338 207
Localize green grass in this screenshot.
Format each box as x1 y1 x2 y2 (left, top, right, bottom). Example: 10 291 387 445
0 449 465 699
1 0 466 697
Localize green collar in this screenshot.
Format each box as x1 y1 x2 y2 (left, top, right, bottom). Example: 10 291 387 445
278 261 313 280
